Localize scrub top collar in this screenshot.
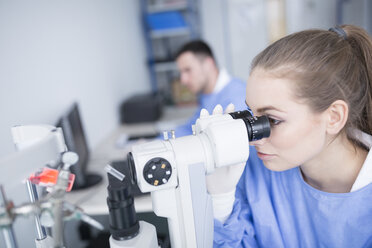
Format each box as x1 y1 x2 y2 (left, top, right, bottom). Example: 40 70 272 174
212 68 231 94
350 130 372 191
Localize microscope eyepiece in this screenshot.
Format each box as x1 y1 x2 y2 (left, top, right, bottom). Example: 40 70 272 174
229 110 271 141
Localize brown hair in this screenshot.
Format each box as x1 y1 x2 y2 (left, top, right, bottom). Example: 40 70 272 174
251 24 372 141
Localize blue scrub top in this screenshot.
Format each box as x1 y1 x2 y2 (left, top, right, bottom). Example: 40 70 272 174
175 78 247 137
214 145 372 248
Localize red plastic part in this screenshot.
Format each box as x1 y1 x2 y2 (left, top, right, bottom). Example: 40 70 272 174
29 168 75 192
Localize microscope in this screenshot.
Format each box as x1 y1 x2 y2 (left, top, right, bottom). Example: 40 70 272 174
106 105 270 248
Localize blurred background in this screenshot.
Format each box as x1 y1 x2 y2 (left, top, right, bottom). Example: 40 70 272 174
0 0 370 159
0 0 371 158
0 0 370 247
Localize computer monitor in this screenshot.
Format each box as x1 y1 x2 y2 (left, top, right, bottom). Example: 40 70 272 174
56 103 102 190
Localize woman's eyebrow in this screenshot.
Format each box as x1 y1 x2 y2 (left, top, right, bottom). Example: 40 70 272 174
257 106 286 113
245 101 285 113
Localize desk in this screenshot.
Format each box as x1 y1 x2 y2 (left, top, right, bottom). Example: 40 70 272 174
65 106 196 215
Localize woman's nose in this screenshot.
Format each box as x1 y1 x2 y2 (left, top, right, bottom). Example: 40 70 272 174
250 137 267 146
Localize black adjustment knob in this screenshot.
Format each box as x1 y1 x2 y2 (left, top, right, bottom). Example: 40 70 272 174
229 110 271 141
246 115 271 141
143 157 172 186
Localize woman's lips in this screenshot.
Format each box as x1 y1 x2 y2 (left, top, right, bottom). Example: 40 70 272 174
256 151 276 161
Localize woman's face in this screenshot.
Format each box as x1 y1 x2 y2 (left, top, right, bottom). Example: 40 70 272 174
246 68 328 171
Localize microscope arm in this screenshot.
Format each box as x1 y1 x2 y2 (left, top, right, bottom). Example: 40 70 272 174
130 110 251 248
119 107 270 248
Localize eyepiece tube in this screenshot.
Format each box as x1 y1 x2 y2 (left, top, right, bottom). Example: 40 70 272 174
229 110 271 141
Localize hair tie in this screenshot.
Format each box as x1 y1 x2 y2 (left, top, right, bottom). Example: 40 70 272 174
329 26 347 40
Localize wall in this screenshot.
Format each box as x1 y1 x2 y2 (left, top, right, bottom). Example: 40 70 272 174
0 0 149 247
0 0 149 159
342 0 372 35
200 0 268 82
200 0 338 81
286 0 337 34
200 0 369 83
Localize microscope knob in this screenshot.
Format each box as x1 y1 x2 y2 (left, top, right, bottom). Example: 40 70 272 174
143 157 172 186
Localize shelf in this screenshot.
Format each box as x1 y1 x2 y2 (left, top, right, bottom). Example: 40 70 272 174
147 2 188 13
154 61 178 72
150 27 190 38
141 0 199 93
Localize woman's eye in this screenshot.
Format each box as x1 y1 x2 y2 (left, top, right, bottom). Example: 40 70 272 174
268 117 282 126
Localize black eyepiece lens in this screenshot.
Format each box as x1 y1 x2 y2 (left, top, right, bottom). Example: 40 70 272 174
229 110 271 141
248 115 271 141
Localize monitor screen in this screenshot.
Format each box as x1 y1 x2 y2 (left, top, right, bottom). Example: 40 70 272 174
56 103 101 190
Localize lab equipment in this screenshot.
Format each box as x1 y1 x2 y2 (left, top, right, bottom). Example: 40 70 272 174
109 160 146 197
56 103 102 190
106 162 157 248
120 93 163 124
0 125 103 248
107 104 270 247
29 167 75 192
105 164 125 181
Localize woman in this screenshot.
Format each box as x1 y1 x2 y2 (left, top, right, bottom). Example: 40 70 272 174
210 25 372 247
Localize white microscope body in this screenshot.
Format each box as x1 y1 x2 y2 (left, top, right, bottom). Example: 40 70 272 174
117 105 270 248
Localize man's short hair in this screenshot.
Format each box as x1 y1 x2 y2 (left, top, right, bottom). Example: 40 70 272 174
175 40 215 61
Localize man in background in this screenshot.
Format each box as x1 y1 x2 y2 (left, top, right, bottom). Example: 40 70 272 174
174 40 247 136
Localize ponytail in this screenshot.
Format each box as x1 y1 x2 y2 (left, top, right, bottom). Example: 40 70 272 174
342 25 372 135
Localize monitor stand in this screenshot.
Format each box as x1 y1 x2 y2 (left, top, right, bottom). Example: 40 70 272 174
71 173 103 190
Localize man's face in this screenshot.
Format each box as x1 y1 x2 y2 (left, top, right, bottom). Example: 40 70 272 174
176 52 209 94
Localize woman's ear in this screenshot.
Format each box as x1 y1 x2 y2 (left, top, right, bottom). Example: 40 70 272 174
325 100 349 135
